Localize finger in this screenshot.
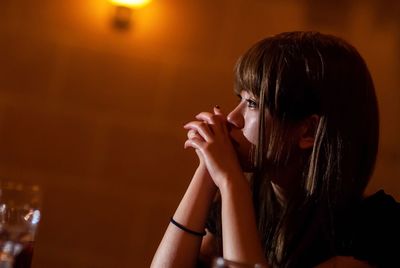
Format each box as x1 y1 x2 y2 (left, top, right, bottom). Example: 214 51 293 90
187 129 196 139
184 137 204 150
187 129 204 141
213 105 223 116
184 121 213 142
196 112 227 133
212 106 230 134
195 112 216 124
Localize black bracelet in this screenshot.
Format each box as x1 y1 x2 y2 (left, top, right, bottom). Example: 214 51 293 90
170 218 206 237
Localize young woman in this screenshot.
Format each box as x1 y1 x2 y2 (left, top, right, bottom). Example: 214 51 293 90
151 31 400 267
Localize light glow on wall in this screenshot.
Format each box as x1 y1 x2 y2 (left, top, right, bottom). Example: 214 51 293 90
109 0 152 9
108 0 153 29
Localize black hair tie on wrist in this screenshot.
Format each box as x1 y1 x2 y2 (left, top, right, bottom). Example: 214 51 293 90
170 217 206 237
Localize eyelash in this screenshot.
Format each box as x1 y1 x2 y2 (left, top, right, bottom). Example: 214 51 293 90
237 94 258 109
246 99 258 109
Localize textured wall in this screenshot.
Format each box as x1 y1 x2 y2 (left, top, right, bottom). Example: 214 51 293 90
0 0 399 267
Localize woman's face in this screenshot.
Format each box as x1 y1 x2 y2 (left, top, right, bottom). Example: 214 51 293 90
227 90 261 171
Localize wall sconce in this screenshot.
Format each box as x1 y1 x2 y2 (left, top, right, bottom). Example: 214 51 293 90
109 0 152 29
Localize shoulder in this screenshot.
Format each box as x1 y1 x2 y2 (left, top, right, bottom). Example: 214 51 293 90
315 256 375 268
361 189 399 211
344 190 400 267
357 190 400 227
356 190 400 233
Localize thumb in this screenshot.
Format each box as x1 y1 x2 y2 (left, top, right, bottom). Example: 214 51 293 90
214 105 223 116
213 105 229 134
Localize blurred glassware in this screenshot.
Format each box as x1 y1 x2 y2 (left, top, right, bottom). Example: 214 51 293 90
0 181 41 268
211 257 267 268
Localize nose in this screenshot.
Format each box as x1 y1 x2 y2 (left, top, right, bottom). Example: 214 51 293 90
227 105 244 129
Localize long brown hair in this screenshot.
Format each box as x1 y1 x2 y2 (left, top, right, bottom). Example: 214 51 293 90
231 31 379 267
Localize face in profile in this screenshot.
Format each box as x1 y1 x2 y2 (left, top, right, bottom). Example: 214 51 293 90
227 90 261 171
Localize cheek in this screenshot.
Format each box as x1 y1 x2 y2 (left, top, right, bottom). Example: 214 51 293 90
243 114 259 145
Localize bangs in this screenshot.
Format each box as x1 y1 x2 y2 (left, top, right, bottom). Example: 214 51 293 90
234 34 322 121
234 39 286 117
233 39 277 98
234 52 264 98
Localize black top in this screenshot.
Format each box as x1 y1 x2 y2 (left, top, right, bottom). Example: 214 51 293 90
338 190 400 267
204 190 400 267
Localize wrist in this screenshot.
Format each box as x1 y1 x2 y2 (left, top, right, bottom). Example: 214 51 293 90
193 165 218 193
219 173 250 197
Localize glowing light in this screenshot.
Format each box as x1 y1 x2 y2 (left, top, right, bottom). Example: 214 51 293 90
109 0 152 9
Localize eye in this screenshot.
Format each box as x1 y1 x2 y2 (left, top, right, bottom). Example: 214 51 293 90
246 98 258 109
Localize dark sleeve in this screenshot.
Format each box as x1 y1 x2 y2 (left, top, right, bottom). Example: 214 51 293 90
197 197 223 268
205 195 221 235
205 208 217 235
349 190 400 267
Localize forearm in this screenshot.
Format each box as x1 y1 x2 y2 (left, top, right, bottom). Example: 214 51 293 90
151 165 217 268
220 175 267 266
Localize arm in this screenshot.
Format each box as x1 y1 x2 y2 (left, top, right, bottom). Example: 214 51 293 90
315 256 374 268
220 175 266 265
151 164 217 268
184 109 267 266
199 231 218 264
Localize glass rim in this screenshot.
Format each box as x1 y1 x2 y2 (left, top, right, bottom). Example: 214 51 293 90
212 257 267 268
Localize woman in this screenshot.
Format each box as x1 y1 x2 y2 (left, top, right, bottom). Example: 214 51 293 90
151 31 400 267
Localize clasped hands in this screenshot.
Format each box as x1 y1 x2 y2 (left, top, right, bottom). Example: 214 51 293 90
183 106 245 190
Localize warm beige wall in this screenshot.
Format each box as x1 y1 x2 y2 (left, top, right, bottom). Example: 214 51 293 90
0 0 399 267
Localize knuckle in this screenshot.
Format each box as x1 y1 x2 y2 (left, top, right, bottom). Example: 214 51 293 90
199 122 207 128
211 115 223 124
187 132 194 139
204 141 213 149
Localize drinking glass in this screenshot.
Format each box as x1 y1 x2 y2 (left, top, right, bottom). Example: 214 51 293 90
212 257 267 268
0 181 41 268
